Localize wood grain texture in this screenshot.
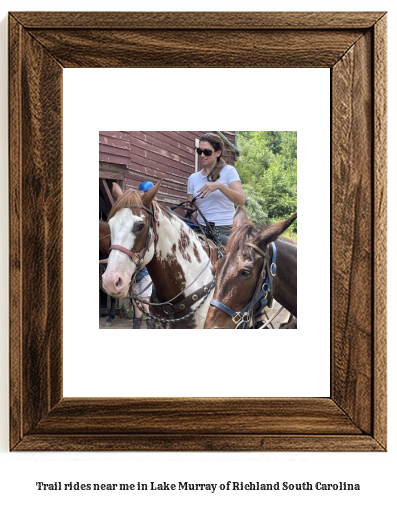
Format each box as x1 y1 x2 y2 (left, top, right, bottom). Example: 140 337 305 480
9 15 64 449
11 11 385 29
9 15 23 450
14 435 382 453
31 398 362 435
332 32 373 434
373 14 387 449
9 11 387 452
28 30 363 68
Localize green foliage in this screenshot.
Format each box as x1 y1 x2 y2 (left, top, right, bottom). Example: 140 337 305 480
241 185 270 226
236 131 297 233
120 303 134 320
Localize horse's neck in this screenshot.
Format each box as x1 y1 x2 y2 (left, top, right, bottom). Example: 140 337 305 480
146 207 213 300
273 239 297 317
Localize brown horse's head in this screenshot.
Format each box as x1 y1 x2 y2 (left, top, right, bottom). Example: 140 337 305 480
204 207 297 329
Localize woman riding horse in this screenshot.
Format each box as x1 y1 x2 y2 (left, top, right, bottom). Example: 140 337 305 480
187 133 245 246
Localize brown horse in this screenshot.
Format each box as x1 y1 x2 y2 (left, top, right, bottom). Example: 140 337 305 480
204 207 297 329
99 219 116 326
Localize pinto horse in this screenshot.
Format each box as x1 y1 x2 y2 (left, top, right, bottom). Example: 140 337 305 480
99 219 117 326
102 181 218 329
204 207 297 329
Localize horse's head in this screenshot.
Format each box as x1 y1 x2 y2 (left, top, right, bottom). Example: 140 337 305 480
204 207 297 329
102 181 161 298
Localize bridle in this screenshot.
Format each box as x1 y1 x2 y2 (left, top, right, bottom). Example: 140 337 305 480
209 241 277 329
108 202 159 270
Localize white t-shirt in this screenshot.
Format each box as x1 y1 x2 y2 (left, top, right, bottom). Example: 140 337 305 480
187 165 241 226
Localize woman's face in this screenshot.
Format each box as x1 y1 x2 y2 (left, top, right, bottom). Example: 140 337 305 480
199 141 221 170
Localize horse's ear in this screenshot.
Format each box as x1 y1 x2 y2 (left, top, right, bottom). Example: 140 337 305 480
257 212 297 247
141 179 162 207
112 182 123 200
233 206 248 228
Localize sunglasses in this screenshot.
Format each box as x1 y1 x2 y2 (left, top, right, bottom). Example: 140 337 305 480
196 147 214 156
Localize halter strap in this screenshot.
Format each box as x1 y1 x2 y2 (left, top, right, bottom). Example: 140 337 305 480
246 242 268 259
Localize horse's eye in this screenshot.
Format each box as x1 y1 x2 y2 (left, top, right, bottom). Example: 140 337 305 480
135 223 145 233
238 269 251 278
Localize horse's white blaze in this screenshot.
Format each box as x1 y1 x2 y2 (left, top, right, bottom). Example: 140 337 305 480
102 209 147 297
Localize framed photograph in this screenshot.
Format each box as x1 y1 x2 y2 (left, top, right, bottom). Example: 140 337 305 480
9 11 387 451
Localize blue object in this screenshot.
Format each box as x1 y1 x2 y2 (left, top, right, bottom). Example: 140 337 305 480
136 267 149 282
138 181 154 192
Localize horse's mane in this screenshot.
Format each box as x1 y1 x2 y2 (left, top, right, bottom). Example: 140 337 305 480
108 189 144 219
226 218 297 256
225 219 259 256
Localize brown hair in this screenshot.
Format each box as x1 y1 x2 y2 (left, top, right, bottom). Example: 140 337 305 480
200 133 227 182
225 221 258 257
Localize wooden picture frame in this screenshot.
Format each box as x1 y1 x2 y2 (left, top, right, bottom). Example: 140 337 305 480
9 11 387 451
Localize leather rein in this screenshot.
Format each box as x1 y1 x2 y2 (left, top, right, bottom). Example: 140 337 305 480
209 241 277 329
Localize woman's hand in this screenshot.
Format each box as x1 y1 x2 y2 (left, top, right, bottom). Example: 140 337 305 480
198 181 220 198
197 181 245 206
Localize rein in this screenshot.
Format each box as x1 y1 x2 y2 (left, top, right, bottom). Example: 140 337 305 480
210 241 277 329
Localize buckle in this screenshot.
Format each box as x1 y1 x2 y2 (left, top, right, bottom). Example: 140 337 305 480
132 253 142 266
242 311 252 322
232 310 253 326
232 312 242 325
162 304 175 316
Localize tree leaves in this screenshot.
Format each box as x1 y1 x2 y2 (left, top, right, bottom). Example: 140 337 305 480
236 131 297 231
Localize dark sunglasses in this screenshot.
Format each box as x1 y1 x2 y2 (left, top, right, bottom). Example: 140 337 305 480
196 147 214 156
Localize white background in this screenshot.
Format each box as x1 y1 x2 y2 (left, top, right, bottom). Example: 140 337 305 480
1 1 395 507
63 68 330 398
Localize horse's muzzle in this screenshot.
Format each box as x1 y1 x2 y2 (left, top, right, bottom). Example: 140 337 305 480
102 271 129 299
